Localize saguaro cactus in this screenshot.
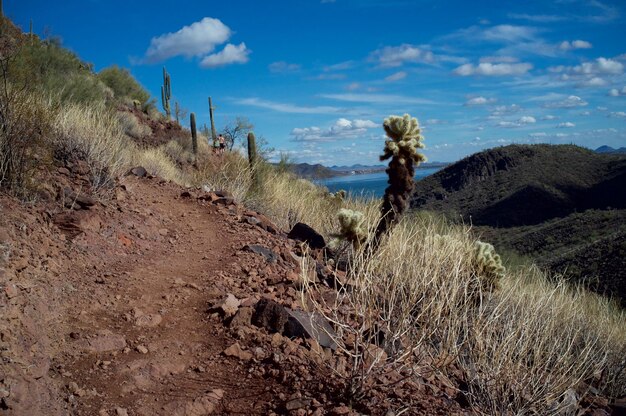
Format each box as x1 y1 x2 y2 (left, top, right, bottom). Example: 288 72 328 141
190 113 198 155
161 67 171 119
247 132 257 167
209 97 217 142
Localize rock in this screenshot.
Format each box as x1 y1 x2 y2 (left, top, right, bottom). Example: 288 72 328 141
135 313 162 327
136 345 148 354
243 216 261 226
229 306 253 328
213 197 235 206
115 408 129 416
57 167 70 175
79 331 126 352
180 191 192 198
223 343 253 361
285 398 312 411
244 245 278 263
63 188 96 209
128 166 147 178
288 223 325 249
284 309 338 350
158 228 169 236
162 389 224 416
214 190 234 199
330 405 351 415
252 299 289 333
215 293 240 318
4 283 18 298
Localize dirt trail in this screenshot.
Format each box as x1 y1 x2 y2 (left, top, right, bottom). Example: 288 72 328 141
1 173 467 415
54 176 292 415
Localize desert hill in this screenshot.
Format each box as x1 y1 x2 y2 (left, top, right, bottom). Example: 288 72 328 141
411 144 626 227
411 144 626 302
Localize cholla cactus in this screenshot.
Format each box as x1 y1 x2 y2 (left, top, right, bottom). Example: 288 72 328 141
473 241 506 291
370 114 426 252
333 208 368 249
381 114 426 164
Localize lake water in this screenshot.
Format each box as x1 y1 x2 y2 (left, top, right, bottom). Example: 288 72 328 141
318 167 441 198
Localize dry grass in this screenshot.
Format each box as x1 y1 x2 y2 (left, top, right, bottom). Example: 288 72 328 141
117 111 151 139
298 208 626 414
53 103 130 192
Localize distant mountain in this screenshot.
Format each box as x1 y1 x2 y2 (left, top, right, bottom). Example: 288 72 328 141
595 145 626 154
286 163 338 179
410 144 626 303
329 162 449 173
411 144 626 227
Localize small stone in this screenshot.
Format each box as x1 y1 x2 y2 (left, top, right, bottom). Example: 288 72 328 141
136 345 148 354
115 408 129 416
223 343 253 361
159 228 169 236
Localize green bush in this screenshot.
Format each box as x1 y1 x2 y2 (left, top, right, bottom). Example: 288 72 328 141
7 38 111 105
97 65 152 106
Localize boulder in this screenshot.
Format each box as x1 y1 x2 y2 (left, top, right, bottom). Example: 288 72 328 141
284 309 337 350
252 299 289 333
288 223 325 249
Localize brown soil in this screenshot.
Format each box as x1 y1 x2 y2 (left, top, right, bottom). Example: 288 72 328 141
0 167 470 415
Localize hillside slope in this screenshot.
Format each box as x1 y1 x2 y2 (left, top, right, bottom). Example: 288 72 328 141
411 144 626 302
411 144 626 227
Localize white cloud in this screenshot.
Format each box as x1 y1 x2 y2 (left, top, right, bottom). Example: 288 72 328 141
608 86 626 97
609 111 626 118
490 104 522 116
577 77 608 87
558 40 593 51
425 119 447 125
319 93 436 105
291 118 378 142
143 17 231 63
369 44 435 67
519 116 536 124
543 95 588 108
542 115 557 120
268 61 301 73
200 43 250 68
237 98 341 114
345 82 361 91
479 56 519 63
454 62 532 76
497 116 536 128
557 122 576 128
464 96 497 106
384 71 407 82
551 58 624 75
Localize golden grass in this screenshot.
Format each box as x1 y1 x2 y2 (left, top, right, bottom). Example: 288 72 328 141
53 103 130 191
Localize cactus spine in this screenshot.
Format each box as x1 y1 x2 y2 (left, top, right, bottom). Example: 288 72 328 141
190 112 198 155
161 67 171 119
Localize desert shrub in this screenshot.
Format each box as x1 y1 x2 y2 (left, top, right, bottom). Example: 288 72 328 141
53 103 130 193
97 65 152 105
133 147 185 185
117 111 151 139
7 39 111 105
0 83 55 197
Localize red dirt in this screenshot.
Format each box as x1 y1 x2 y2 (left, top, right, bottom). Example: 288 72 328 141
0 170 469 415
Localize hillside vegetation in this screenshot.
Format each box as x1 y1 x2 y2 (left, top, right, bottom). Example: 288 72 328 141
411 144 626 302
1 18 625 415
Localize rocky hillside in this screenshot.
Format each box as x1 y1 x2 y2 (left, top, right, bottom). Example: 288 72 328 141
411 144 626 227
410 144 626 302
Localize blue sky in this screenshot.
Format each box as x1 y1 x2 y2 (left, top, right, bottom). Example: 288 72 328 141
9 0 626 164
